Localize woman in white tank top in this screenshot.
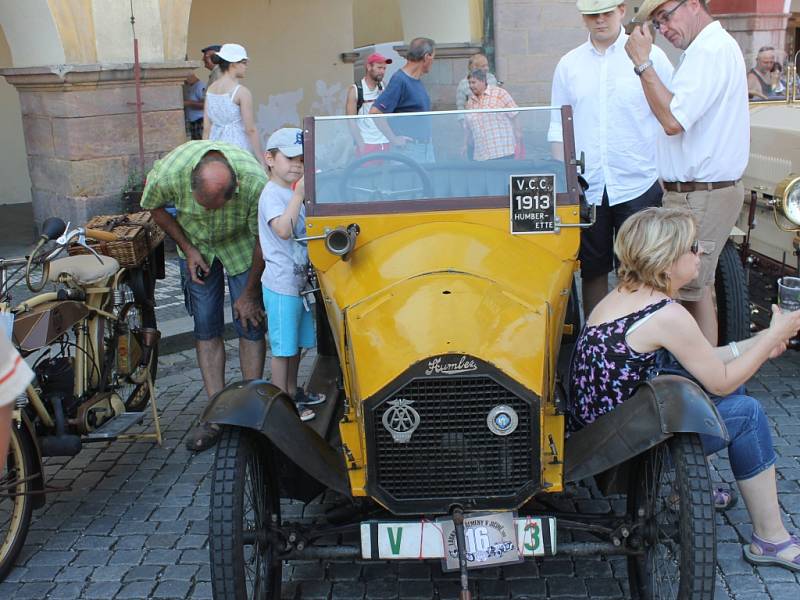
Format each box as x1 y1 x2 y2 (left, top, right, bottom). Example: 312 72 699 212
203 43 265 169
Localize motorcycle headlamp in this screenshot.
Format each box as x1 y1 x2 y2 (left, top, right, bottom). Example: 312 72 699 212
775 174 800 226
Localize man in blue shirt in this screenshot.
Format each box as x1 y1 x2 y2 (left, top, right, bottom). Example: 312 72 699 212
370 37 436 162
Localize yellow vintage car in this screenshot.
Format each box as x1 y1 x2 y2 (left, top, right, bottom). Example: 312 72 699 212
736 70 800 335
202 106 729 600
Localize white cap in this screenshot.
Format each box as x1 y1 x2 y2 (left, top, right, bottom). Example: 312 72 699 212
266 128 304 158
216 43 248 63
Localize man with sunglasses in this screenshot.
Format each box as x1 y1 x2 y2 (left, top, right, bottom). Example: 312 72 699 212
548 1 673 317
142 140 268 451
625 0 749 345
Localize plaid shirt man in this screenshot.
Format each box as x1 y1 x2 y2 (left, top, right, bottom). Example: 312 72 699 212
465 86 518 161
141 141 266 276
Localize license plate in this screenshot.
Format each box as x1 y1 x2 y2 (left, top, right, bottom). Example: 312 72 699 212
360 513 556 568
509 174 556 234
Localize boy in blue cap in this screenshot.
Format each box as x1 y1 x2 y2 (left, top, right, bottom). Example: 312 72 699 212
259 128 325 420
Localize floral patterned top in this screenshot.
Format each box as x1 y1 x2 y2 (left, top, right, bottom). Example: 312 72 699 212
567 299 672 432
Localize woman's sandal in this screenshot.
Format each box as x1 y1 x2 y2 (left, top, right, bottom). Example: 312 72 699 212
743 533 800 572
185 422 221 452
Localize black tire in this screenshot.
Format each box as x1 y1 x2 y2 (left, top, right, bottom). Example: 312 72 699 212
627 434 716 600
715 240 749 345
106 278 159 412
0 423 37 582
210 428 282 600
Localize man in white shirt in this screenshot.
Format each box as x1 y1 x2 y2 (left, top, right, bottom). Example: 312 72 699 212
345 53 393 157
548 0 673 315
626 0 749 344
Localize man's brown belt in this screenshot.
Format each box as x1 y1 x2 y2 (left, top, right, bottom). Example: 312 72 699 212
663 180 738 193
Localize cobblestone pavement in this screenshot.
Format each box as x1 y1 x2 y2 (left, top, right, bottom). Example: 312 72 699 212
2 343 800 599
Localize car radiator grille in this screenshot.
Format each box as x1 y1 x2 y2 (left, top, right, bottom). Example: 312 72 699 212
369 376 534 502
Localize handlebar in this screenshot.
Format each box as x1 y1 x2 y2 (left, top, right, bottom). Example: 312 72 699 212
84 228 118 242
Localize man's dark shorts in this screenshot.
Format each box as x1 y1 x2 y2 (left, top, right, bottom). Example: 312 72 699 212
580 180 663 279
179 258 266 341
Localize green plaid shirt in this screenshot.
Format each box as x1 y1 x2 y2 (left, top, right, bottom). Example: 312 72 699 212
141 141 267 276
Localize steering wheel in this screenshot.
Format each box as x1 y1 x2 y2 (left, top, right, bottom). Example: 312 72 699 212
338 151 434 202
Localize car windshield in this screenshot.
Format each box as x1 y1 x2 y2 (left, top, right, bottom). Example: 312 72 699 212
306 105 577 214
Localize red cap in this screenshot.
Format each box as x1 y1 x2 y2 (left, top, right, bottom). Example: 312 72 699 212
366 52 392 65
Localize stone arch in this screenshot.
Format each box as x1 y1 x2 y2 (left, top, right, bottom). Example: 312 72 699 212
0 0 66 66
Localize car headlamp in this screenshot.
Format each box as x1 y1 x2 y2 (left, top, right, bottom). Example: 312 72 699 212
775 174 800 226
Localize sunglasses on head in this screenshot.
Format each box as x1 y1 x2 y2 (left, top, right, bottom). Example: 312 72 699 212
690 240 699 255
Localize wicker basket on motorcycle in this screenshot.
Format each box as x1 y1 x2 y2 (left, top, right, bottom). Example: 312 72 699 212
68 212 165 267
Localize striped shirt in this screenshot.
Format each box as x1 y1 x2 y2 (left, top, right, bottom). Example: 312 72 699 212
141 141 267 276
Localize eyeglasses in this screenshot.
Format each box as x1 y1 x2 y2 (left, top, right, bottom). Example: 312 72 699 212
651 0 688 31
690 240 699 255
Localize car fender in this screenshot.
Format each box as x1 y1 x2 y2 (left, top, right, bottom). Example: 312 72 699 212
201 379 351 497
564 375 728 483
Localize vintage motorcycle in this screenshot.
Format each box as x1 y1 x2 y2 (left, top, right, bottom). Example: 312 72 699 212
204 106 731 600
0 218 161 580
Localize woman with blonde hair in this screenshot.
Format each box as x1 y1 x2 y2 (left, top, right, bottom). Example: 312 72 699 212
203 43 265 169
569 206 800 571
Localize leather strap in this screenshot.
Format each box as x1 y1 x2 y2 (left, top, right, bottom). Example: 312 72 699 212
663 180 738 193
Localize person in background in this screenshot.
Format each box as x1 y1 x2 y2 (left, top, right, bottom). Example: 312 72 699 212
747 45 776 100
345 53 393 157
204 43 266 169
549 0 672 317
183 72 206 140
626 0 749 345
141 141 267 451
259 128 325 421
0 325 34 466
202 44 222 87
455 52 498 111
370 37 436 162
463 69 519 161
569 207 800 571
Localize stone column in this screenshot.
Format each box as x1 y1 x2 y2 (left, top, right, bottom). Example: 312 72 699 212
0 63 194 231
492 0 586 105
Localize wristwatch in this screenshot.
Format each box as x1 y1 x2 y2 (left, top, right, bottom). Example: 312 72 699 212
634 60 653 76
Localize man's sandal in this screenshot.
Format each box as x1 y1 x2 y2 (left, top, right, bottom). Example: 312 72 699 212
743 533 800 572
186 422 221 452
668 486 737 512
713 487 738 512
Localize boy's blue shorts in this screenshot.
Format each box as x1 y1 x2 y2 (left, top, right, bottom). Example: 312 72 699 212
262 286 316 357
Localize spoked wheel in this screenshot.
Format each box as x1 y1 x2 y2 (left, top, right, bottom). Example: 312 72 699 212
627 434 716 600
210 428 282 600
0 423 37 582
106 278 159 412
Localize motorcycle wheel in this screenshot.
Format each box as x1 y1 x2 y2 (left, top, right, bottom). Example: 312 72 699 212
0 423 37 582
627 433 716 600
715 240 750 345
107 278 159 412
210 427 282 600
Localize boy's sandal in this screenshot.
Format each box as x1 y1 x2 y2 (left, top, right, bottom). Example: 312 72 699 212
297 405 316 422
295 389 326 406
743 533 800 572
713 486 738 512
186 422 221 452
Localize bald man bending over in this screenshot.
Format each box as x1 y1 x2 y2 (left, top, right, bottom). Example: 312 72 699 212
142 141 268 451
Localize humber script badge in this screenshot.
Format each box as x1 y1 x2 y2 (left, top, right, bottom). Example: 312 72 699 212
487 405 518 436
382 398 420 443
